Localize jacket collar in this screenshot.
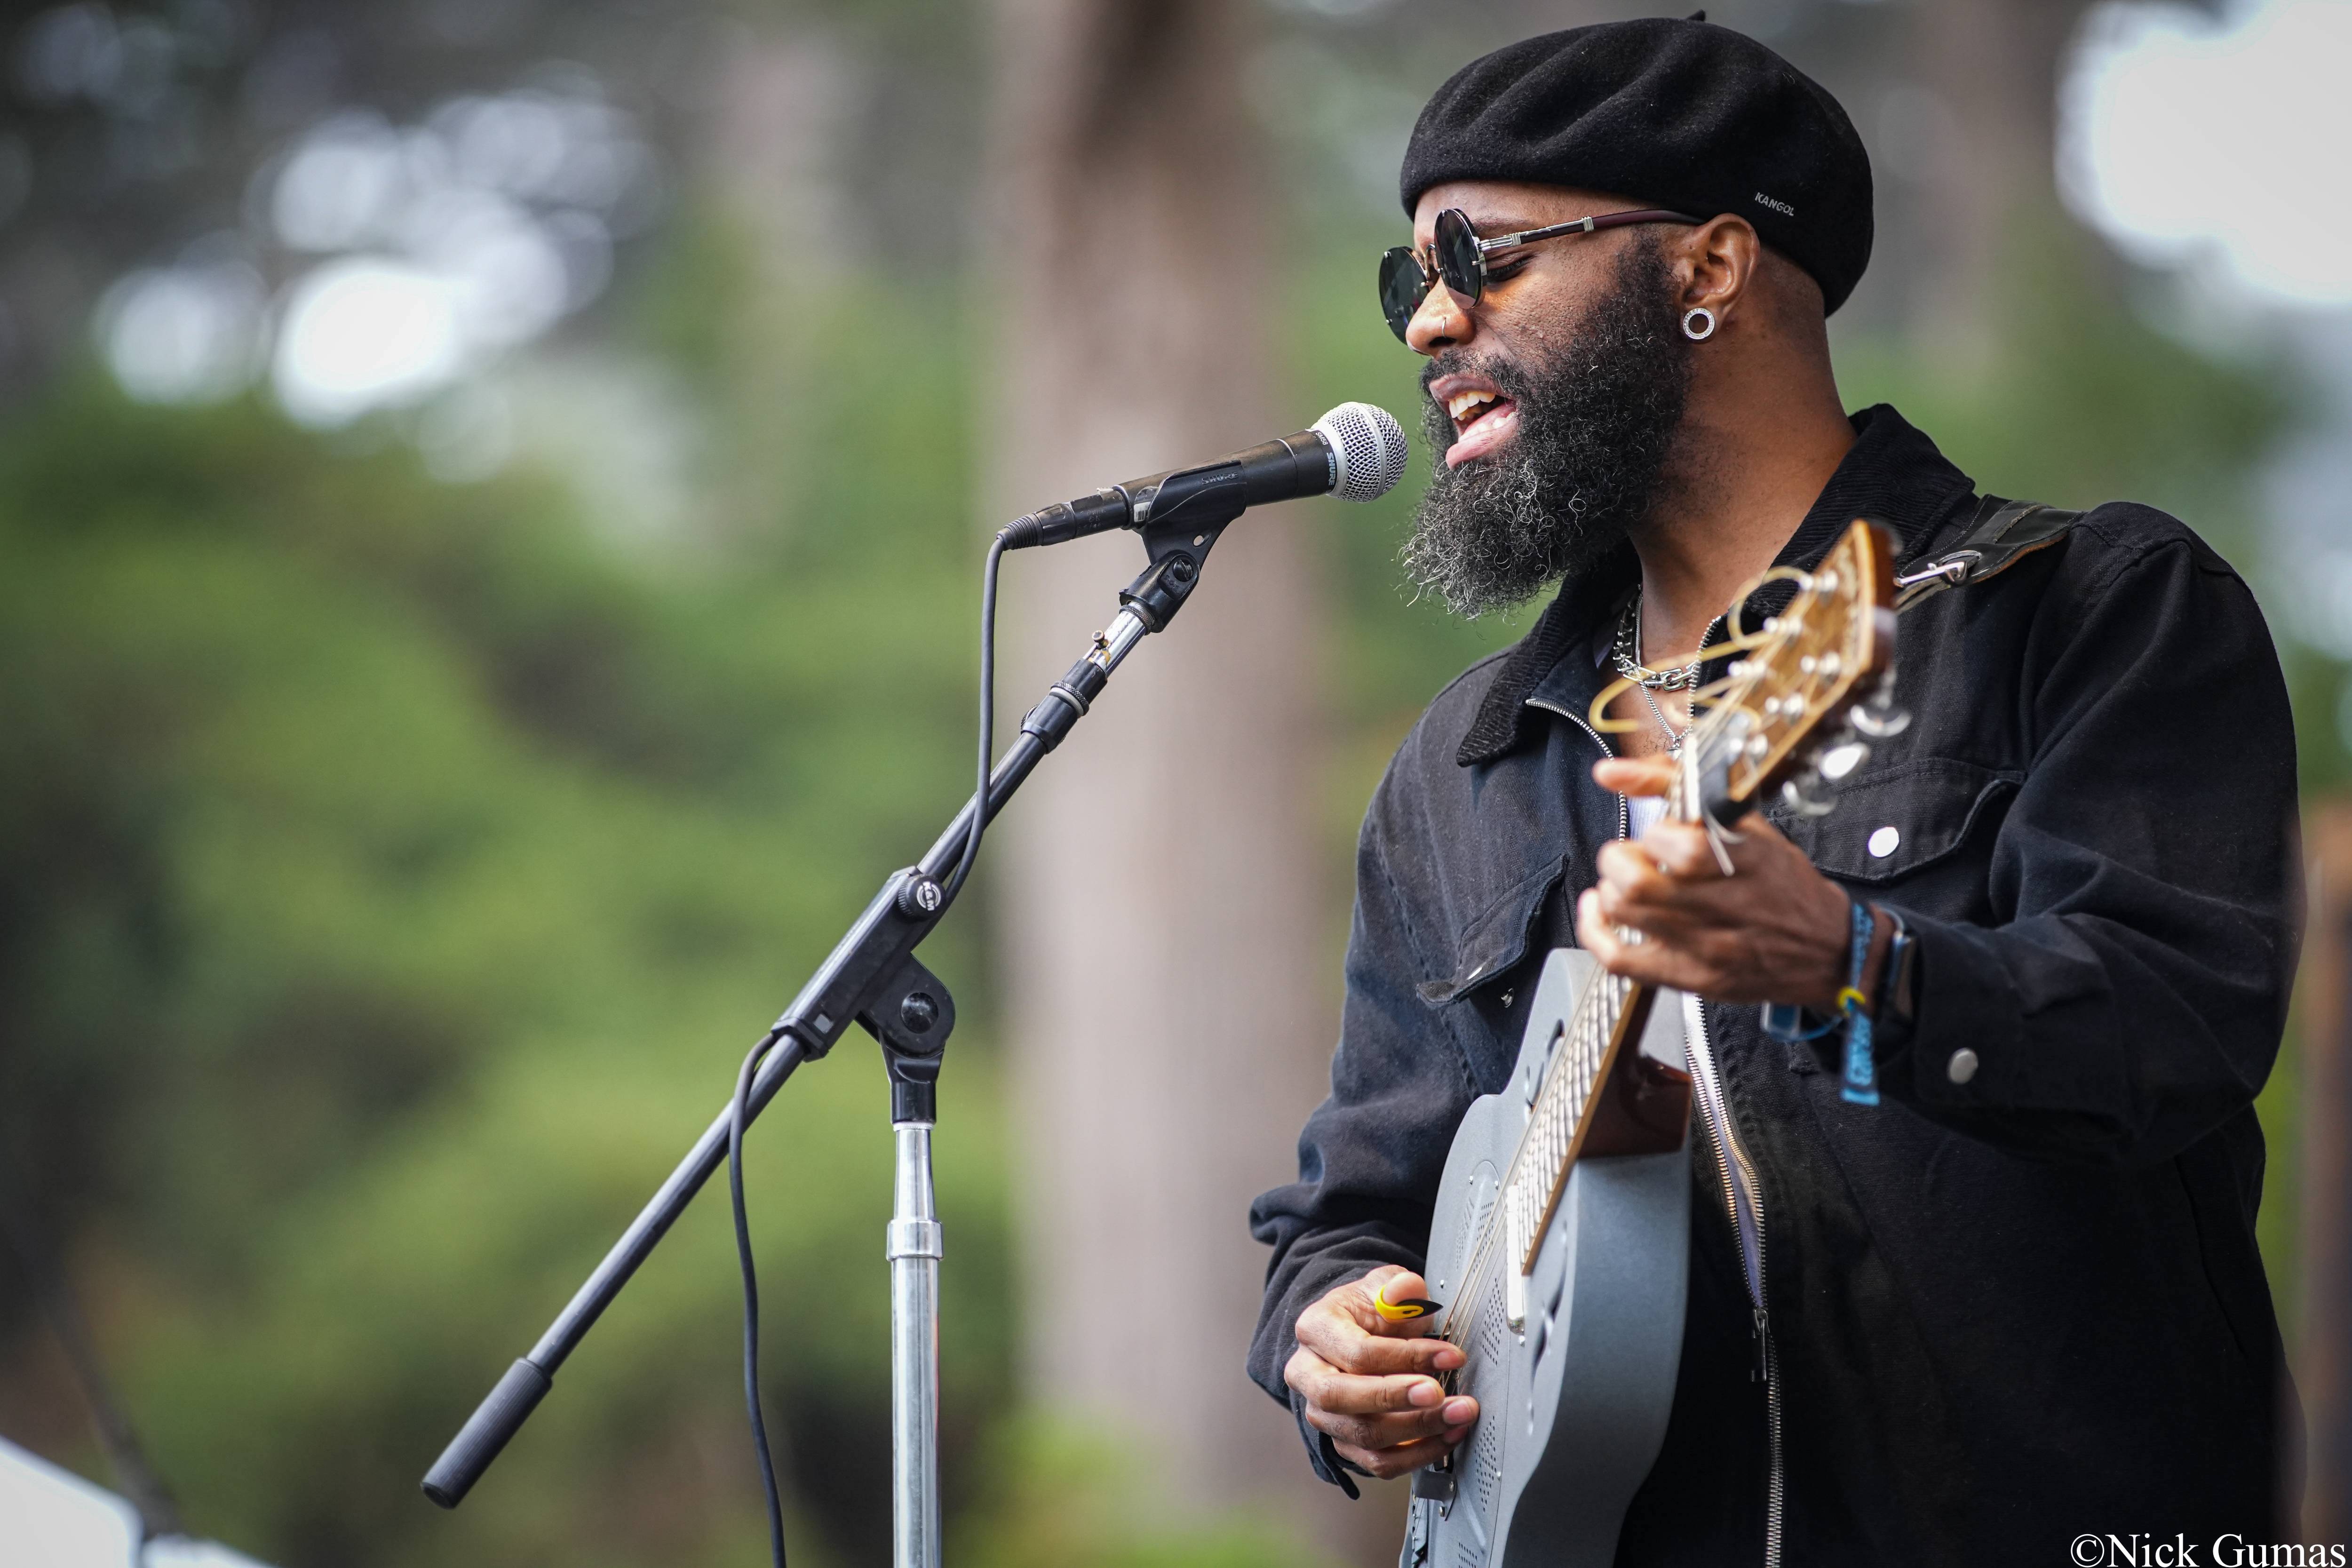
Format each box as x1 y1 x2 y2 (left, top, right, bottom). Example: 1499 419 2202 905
1456 404 1978 768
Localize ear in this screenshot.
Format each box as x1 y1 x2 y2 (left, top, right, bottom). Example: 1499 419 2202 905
1668 215 1761 328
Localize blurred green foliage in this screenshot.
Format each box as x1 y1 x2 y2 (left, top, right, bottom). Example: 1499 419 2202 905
0 313 1009 1565
953 1417 1342 1568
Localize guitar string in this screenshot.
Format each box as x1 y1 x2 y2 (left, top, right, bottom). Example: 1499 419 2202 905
1438 902 1656 1353
1440 885 1658 1352
1438 920 1641 1357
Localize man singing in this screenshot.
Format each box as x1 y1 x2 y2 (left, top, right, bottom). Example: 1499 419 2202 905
1248 17 2297 1562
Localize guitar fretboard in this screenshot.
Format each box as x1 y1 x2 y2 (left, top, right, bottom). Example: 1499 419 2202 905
1448 773 1695 1345
1504 964 1645 1273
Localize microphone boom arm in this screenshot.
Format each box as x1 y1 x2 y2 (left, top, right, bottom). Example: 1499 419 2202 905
419 497 1251 1512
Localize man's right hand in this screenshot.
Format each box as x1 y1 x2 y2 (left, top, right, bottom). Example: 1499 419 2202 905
1283 1264 1480 1480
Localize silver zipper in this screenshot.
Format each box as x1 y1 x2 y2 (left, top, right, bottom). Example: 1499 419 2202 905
1528 694 1782 1565
1523 698 1631 841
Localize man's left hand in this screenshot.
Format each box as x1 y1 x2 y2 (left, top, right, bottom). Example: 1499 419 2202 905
1575 755 1856 1011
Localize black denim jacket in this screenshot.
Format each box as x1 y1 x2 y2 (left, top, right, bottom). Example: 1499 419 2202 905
1248 406 2300 1563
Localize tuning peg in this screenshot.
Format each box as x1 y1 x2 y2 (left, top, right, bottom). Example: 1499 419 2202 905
1853 698 1910 739
1781 771 1836 818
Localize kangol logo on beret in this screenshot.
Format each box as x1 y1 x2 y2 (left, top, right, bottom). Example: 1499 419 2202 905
1755 192 1796 217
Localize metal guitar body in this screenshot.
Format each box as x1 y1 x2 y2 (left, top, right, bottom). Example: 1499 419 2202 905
1401 948 1691 1568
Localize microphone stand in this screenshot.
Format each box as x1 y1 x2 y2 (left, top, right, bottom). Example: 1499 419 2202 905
421 470 1259 1568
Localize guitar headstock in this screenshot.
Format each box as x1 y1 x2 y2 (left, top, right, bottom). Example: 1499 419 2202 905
1692 519 1903 827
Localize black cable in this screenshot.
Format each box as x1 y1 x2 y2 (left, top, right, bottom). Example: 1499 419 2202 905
940 532 1005 909
731 1027 794 1568
729 534 1002 1564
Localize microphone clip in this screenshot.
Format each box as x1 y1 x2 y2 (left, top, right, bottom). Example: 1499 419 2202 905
1118 462 1251 630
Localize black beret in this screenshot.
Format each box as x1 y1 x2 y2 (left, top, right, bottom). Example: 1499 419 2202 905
1399 18 1874 314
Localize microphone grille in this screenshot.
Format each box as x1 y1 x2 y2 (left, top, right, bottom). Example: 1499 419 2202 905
1313 402 1410 503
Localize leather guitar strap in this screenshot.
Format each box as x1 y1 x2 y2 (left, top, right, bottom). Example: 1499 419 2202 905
1893 494 2082 613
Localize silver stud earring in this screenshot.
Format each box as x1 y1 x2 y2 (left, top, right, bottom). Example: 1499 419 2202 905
1682 306 1717 342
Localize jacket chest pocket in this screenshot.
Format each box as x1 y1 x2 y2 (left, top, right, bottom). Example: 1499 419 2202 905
1417 854 1571 1005
1417 854 1571 1091
1772 756 2018 884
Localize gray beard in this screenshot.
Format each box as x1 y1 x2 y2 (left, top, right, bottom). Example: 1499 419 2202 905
1402 240 1691 619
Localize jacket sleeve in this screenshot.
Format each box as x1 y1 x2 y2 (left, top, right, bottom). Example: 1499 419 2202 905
1246 735 1485 1489
1876 522 2300 1165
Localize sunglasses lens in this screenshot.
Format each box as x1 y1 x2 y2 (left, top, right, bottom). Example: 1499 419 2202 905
1377 247 1428 342
1434 209 1485 303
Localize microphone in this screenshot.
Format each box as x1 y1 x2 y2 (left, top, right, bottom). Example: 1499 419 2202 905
998 402 1409 550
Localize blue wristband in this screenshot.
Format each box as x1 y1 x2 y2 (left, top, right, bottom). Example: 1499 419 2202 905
1837 899 1879 1106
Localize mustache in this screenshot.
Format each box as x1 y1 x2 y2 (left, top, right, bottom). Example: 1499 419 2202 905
1418 349 1526 397
1419 349 1541 459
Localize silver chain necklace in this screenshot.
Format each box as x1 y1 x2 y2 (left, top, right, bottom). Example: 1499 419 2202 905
1638 681 1687 756
1611 590 1706 692
1613 590 1723 756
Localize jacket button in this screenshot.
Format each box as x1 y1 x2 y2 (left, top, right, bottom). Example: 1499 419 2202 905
1868 825 1900 857
1947 1048 1979 1085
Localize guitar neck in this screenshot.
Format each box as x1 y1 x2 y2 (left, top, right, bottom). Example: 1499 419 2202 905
1520 966 1644 1175
1499 962 1668 1277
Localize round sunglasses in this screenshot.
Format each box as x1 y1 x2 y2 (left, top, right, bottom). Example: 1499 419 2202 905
1377 206 1702 342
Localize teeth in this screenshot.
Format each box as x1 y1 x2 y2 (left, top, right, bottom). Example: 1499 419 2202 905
1447 390 1497 422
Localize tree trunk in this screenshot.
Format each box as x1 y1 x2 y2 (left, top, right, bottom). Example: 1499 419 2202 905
2301 809 2352 1536
985 0 1383 1552
1904 0 2094 349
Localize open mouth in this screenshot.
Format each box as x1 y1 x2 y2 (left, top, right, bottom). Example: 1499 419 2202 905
1447 388 1512 434
1435 380 1520 468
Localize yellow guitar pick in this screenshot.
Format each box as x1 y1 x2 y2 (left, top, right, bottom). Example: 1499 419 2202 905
1373 1279 1443 1322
